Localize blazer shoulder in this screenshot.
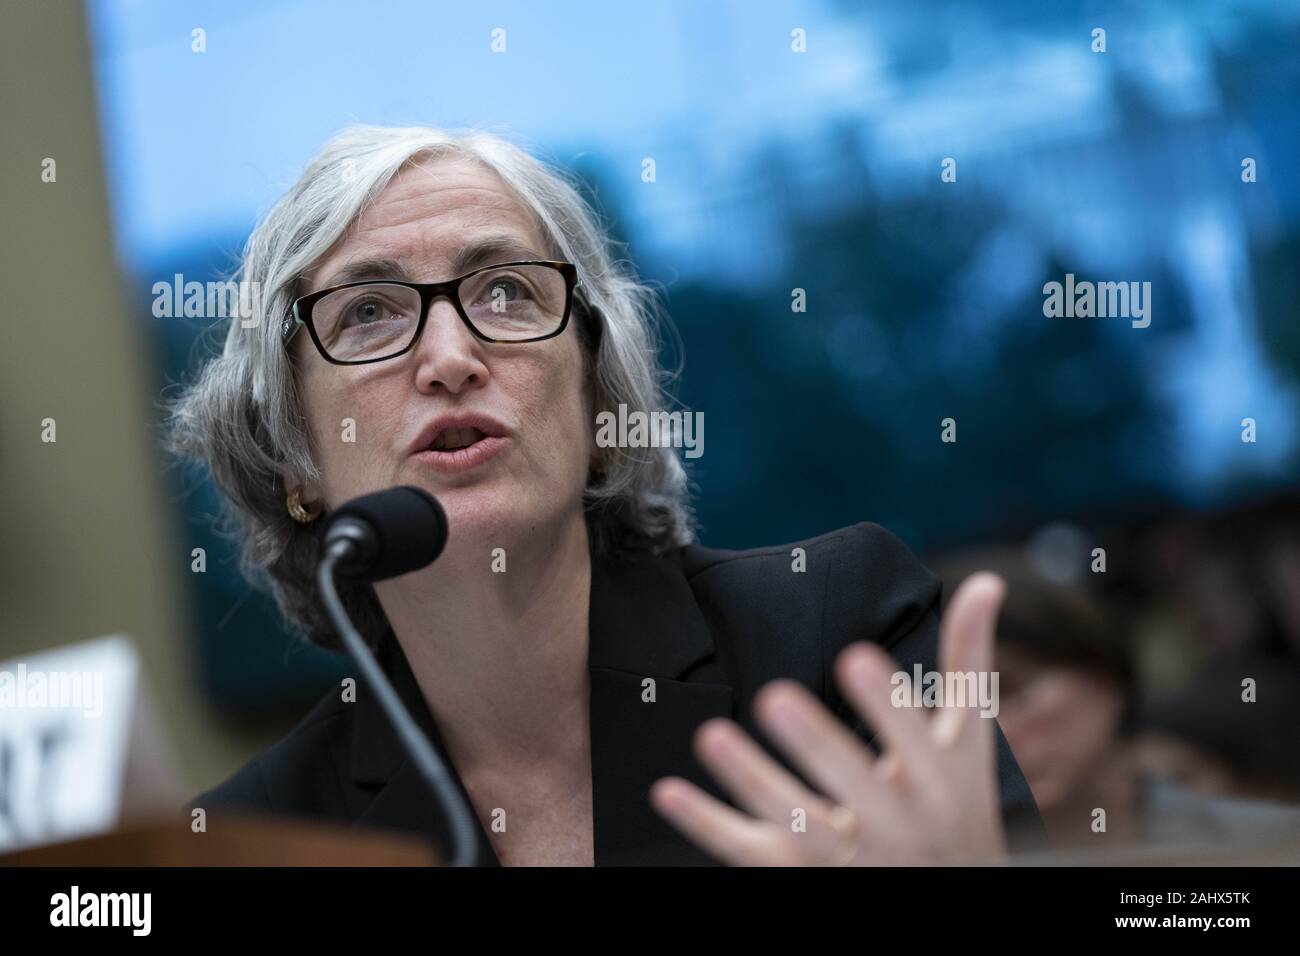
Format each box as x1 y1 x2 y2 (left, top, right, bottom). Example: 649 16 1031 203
679 521 941 651
821 521 943 653
190 688 353 818
681 520 929 573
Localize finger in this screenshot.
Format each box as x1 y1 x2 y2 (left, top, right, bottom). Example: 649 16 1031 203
693 717 830 824
938 571 1004 678
835 641 944 787
692 718 860 863
648 776 791 866
932 572 1005 749
752 681 896 822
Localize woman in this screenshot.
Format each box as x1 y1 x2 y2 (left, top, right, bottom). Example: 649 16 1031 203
169 124 1042 866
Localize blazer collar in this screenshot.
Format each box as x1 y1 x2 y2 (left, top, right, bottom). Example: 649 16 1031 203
349 547 734 865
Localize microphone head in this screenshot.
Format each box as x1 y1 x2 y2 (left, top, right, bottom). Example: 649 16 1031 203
322 486 448 582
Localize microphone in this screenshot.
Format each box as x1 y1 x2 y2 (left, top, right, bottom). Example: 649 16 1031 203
315 486 478 867
322 485 448 582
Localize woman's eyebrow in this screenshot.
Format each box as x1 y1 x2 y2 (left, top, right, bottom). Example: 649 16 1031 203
319 257 411 289
449 235 545 275
317 237 544 291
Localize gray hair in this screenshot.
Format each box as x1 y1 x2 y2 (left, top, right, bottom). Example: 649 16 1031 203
165 124 696 650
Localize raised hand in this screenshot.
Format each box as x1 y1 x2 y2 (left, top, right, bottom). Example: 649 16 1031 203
649 572 1008 865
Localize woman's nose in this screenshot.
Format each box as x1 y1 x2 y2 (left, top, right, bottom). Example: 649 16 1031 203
412 299 489 394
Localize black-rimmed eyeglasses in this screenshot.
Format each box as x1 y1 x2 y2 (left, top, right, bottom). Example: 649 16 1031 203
281 260 579 365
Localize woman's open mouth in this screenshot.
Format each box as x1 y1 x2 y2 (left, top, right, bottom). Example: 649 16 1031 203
431 426 485 452
411 426 507 474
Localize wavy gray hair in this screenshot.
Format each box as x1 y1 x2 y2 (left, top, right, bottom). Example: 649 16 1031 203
165 124 696 650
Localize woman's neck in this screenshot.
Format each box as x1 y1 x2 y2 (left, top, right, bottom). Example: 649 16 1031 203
373 509 593 773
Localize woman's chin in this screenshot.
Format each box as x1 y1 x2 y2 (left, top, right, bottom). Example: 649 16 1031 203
440 500 500 533
433 493 522 547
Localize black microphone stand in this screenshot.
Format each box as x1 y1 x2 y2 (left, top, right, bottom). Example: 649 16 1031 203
317 538 480 867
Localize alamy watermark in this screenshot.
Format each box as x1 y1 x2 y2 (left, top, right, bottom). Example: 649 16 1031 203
595 403 704 459
0 665 104 719
50 886 151 936
1043 273 1151 328
151 274 262 327
890 664 1000 718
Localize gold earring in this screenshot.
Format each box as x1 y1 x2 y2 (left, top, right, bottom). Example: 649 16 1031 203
287 486 322 524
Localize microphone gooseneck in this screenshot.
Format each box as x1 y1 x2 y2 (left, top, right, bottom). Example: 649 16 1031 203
316 486 479 868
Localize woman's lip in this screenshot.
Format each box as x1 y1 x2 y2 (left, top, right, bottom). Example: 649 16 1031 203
410 435 508 474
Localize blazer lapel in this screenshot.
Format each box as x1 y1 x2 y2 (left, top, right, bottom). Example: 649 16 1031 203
587 550 735 866
347 547 736 866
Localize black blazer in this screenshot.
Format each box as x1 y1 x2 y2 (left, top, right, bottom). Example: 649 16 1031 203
194 522 1045 865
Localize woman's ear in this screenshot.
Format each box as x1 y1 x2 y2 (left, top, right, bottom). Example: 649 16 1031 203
277 465 322 505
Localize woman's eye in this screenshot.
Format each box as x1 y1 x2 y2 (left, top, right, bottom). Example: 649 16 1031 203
488 279 521 301
349 300 386 324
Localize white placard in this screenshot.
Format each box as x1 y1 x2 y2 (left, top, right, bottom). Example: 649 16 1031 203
0 635 140 851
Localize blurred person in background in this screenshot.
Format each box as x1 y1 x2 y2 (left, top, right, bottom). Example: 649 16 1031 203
938 548 1300 853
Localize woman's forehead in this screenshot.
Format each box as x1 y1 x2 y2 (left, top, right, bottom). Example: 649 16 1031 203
375 155 523 216
305 159 547 291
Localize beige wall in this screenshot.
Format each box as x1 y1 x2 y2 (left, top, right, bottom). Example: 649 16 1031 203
0 1 274 794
